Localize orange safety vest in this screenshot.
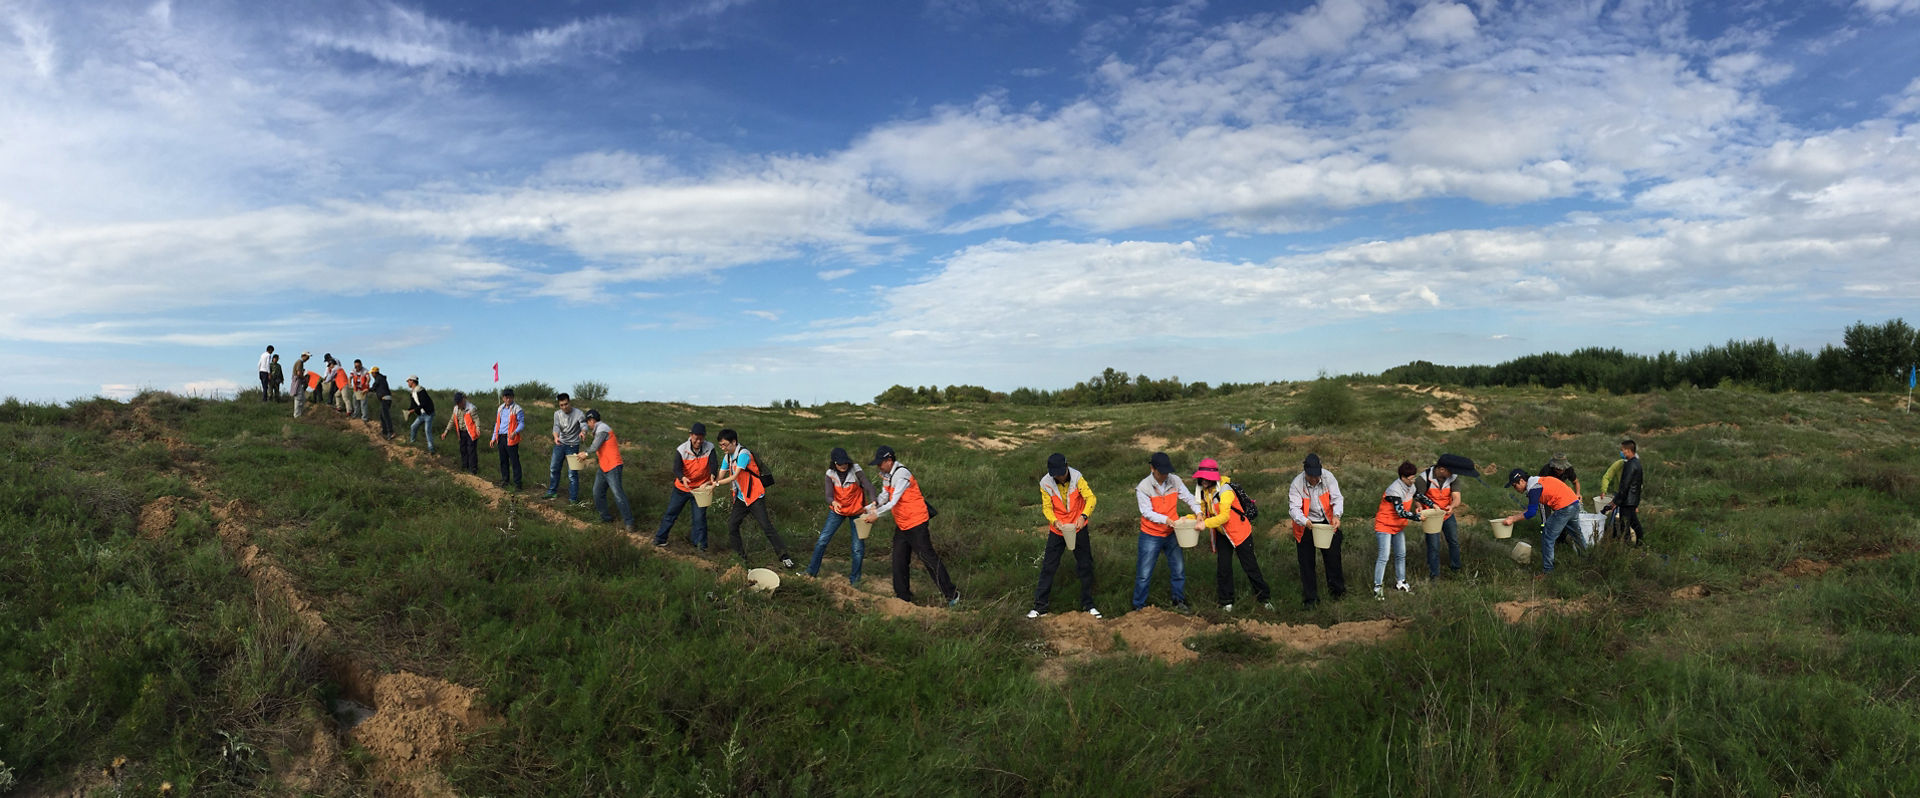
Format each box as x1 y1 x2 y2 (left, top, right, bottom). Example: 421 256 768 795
1422 469 1455 512
733 450 766 506
352 372 371 391
675 445 717 491
884 469 931 529
1530 476 1579 512
1291 492 1336 542
453 407 478 438
1375 484 1412 535
1046 479 1088 536
332 369 349 389
1140 492 1179 537
495 405 522 446
594 428 623 470
1208 486 1254 546
829 469 866 516
305 371 321 390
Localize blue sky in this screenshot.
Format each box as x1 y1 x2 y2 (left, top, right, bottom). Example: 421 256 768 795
3 0 1918 404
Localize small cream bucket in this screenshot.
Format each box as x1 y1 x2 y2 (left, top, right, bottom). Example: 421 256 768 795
1419 508 1447 534
1172 518 1200 548
1060 520 1080 550
1310 522 1335 549
746 568 780 592
692 484 715 508
565 453 585 471
1490 519 1515 539
854 515 873 540
1510 541 1533 564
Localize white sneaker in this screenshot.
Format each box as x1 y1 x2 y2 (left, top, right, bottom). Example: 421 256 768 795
1263 602 1274 611
1395 580 1412 593
1222 603 1236 612
1373 586 1385 601
1025 609 1046 619
1087 608 1102 619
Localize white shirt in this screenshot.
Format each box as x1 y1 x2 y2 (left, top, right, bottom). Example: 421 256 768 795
871 464 916 518
1288 471 1345 525
258 351 272 372
1134 473 1203 524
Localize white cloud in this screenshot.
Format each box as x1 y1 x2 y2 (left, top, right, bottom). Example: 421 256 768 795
817 268 856 280
182 378 241 397
1406 2 1477 44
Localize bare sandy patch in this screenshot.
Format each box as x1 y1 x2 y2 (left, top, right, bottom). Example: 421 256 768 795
1425 401 1479 432
951 433 1024 451
138 496 183 538
1033 608 1407 682
1134 434 1171 451
1492 597 1592 624
1670 584 1710 600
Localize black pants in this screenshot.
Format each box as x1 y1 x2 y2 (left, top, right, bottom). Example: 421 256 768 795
1619 504 1644 545
1033 529 1094 613
1296 528 1346 604
457 431 479 473
893 521 957 603
258 371 272 401
1215 530 1271 605
378 398 394 436
497 442 522 487
728 498 790 562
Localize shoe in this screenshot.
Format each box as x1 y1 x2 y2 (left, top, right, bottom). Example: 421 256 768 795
623 523 635 532
1263 602 1274 611
1303 599 1319 609
600 517 615 523
781 558 798 570
1173 601 1192 614
1026 609 1046 619
1222 603 1236 613
1087 608 1102 618
543 493 558 500
652 540 668 548
1395 580 1412 593
947 591 962 608
1373 586 1385 601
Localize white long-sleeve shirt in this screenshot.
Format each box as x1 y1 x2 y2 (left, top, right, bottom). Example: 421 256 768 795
257 350 272 372
1134 473 1203 524
870 464 917 518
1288 471 1345 525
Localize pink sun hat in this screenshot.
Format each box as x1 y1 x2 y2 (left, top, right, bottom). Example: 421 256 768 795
1192 458 1222 482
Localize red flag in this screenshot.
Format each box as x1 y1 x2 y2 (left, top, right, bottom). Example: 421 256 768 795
492 362 499 383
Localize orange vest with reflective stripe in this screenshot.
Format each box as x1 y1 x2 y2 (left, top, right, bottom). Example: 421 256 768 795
1375 487 1411 535
1423 470 1455 511
1532 476 1579 512
830 470 865 516
454 407 478 438
1291 492 1335 542
1209 486 1254 546
496 405 522 446
1141 492 1179 537
886 471 930 529
676 446 716 491
351 372 370 391
1047 480 1087 536
594 428 623 470
733 450 766 506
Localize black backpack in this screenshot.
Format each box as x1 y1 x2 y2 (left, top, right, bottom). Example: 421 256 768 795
1224 482 1260 522
745 451 777 487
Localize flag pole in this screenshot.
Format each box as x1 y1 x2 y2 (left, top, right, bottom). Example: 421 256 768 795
1907 364 1914 414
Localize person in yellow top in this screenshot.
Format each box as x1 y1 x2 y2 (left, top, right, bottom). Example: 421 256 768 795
1193 458 1272 611
1030 453 1101 619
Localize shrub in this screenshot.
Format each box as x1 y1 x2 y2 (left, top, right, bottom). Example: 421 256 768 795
1296 378 1358 427
571 381 610 402
503 380 555 401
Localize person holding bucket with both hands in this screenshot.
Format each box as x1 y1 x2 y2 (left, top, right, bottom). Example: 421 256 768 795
806 447 875 585
1412 453 1476 579
862 445 961 608
1372 462 1424 600
654 423 718 551
1193 457 1271 612
1029 453 1100 619
1289 453 1346 608
1133 451 1205 614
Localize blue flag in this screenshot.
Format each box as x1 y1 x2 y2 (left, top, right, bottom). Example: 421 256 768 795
1911 364 1917 389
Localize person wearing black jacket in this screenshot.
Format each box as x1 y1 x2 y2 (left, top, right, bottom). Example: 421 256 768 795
369 367 394 438
1602 440 1646 546
403 375 437 454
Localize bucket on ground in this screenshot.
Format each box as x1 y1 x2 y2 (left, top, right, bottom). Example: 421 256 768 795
1172 518 1200 548
565 453 585 471
1490 519 1515 539
1310 522 1335 549
1419 508 1447 534
746 568 780 592
1510 541 1533 564
692 484 715 508
854 515 873 540
1577 513 1606 546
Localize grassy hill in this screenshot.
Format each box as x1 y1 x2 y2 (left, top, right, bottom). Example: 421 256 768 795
4 383 1918 796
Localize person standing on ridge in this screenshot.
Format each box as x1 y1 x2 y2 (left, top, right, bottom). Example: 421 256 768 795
267 353 283 403
369 367 394 438
329 357 351 414
581 409 633 531
491 387 525 490
440 391 482 474
256 345 274 402
713 429 796 569
403 375 436 454
863 445 960 607
545 393 586 504
350 360 372 422
653 423 717 550
1289 453 1347 607
1193 457 1270 612
807 447 875 585
1132 451 1204 614
291 352 312 418
1030 453 1100 619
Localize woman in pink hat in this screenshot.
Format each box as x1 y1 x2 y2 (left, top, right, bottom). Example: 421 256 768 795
1193 458 1271 612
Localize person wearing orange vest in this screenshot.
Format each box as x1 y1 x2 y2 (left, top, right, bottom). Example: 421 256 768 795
1029 453 1100 619
862 445 960 607
653 423 717 551
350 360 372 421
1413 453 1476 578
713 429 796 569
580 410 633 531
1372 462 1423 600
490 388 525 490
1193 458 1270 612
1132 451 1204 613
1288 453 1347 607
439 391 482 474
1503 468 1585 576
329 357 351 413
806 447 876 585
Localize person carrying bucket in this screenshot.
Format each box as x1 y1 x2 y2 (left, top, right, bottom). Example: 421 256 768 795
1372 462 1424 600
1132 451 1204 614
1029 453 1100 619
1193 457 1270 612
653 423 718 551
1413 453 1476 578
712 429 797 570
1502 467 1584 577
439 392 482 474
1288 453 1347 607
807 447 875 585
862 445 961 607
580 409 633 532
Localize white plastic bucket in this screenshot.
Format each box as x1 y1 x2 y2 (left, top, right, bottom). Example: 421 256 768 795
746 568 780 592
1172 518 1200 548
565 453 585 471
1510 541 1533 564
1577 513 1606 546
1490 519 1515 539
691 484 715 508
854 516 873 540
1310 523 1335 549
1419 508 1447 534
1591 494 1613 514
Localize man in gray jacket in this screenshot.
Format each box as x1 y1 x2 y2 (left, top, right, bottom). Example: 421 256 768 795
545 392 587 503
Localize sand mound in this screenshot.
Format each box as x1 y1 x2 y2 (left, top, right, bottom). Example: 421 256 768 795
1033 608 1408 681
138 496 183 538
1670 584 1710 600
1230 617 1408 652
1492 597 1591 624
349 671 487 797
1134 434 1171 451
1424 401 1479 432
950 433 1023 451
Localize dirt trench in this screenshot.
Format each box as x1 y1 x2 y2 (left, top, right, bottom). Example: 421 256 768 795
1033 607 1409 682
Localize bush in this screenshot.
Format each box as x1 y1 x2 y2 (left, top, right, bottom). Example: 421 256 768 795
1296 378 1358 427
503 380 555 401
571 381 609 402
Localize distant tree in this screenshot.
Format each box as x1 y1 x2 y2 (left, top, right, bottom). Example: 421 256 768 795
571 381 610 402
1296 376 1358 427
874 385 917 405
1842 318 1920 390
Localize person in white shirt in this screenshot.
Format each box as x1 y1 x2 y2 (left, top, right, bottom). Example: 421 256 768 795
1288 453 1347 607
1132 451 1204 613
256 346 274 402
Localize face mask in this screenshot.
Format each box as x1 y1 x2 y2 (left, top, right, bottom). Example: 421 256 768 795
1620 452 1629 461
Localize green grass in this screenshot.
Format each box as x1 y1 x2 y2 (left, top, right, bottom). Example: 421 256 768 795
4 383 1919 795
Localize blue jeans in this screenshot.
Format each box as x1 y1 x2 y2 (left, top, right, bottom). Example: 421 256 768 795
1373 531 1406 587
1131 531 1187 609
1425 515 1461 576
654 488 709 549
807 512 866 584
594 464 634 526
409 413 435 452
353 395 367 420
1541 503 1584 573
547 443 580 500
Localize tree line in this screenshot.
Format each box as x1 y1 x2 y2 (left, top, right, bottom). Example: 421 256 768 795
873 368 1270 407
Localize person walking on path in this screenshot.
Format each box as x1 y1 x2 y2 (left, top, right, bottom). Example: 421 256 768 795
712 429 796 569
1503 468 1584 576
1601 439 1646 546
490 388 525 489
1133 451 1204 613
653 423 717 550
1413 454 1475 578
369 367 395 438
1289 453 1347 607
350 360 372 422
580 410 634 531
291 352 312 417
403 375 436 454
862 445 960 607
440 392 482 474
256 345 274 401
1372 462 1423 600
1193 457 1270 612
807 447 875 585
544 393 587 503
1030 453 1100 619
267 354 283 403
